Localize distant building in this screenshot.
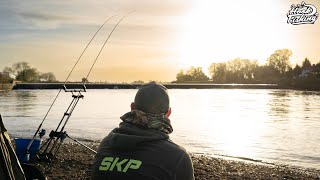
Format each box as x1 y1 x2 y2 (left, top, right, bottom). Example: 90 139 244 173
299 67 320 78
0 72 10 77
313 67 320 74
299 68 312 78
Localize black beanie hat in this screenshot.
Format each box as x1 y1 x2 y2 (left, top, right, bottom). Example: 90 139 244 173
134 81 170 114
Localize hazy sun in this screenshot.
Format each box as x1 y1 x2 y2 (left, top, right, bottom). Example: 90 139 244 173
174 0 291 70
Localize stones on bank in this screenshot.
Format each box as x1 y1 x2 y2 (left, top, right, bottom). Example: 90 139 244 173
31 143 320 180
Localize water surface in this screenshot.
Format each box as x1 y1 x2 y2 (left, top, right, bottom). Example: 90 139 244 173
0 89 319 169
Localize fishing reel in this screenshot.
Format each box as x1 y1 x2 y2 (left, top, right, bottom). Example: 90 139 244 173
37 131 67 162
39 129 46 138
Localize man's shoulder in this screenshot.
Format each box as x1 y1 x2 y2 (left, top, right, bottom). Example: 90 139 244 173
158 139 187 153
156 139 194 179
152 139 190 163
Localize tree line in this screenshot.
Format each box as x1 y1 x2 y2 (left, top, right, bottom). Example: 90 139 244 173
1 62 56 83
175 49 320 83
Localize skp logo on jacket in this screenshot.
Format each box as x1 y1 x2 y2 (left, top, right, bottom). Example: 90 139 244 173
99 156 142 173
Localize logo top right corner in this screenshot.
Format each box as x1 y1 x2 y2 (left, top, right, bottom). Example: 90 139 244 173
287 1 319 25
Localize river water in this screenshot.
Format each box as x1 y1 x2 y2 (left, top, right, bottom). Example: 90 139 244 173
0 89 319 169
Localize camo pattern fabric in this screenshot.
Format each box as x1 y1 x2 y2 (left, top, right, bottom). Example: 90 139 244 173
120 110 173 134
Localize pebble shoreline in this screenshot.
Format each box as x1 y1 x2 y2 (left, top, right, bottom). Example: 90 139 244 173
31 143 320 180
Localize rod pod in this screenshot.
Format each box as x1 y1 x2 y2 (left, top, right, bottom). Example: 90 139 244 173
37 85 85 162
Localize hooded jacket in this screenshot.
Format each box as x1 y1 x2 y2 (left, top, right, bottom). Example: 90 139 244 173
92 122 194 180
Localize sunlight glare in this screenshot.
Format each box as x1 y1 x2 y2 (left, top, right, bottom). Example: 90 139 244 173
174 0 291 70
199 90 270 158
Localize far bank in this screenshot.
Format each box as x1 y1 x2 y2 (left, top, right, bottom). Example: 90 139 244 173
10 82 320 91
12 82 280 90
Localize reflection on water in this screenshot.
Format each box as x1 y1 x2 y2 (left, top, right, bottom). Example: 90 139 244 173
268 90 291 118
1 91 42 117
0 89 320 169
14 91 38 112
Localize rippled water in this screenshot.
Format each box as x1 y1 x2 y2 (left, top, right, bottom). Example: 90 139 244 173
1 89 320 169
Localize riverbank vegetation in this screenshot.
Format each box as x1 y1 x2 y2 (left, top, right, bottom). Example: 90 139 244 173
0 72 12 83
175 49 320 89
2 49 320 90
1 62 56 83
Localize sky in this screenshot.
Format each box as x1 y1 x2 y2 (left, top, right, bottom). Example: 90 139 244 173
0 0 320 82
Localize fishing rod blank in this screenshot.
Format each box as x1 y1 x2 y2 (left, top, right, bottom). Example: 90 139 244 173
84 10 135 81
37 11 134 163
25 15 117 154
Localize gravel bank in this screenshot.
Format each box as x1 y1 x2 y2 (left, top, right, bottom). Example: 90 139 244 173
30 143 320 180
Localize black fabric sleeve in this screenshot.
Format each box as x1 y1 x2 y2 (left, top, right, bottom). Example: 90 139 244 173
175 152 195 180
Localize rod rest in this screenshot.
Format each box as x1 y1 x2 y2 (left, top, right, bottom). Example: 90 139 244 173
72 94 84 98
63 84 87 92
49 130 67 141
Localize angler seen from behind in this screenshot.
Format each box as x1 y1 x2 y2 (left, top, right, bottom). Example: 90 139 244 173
92 81 195 180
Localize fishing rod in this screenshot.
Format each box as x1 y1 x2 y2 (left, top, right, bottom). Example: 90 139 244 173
25 15 117 155
34 11 135 162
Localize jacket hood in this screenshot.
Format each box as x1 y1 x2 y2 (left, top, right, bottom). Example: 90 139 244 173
102 122 169 150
